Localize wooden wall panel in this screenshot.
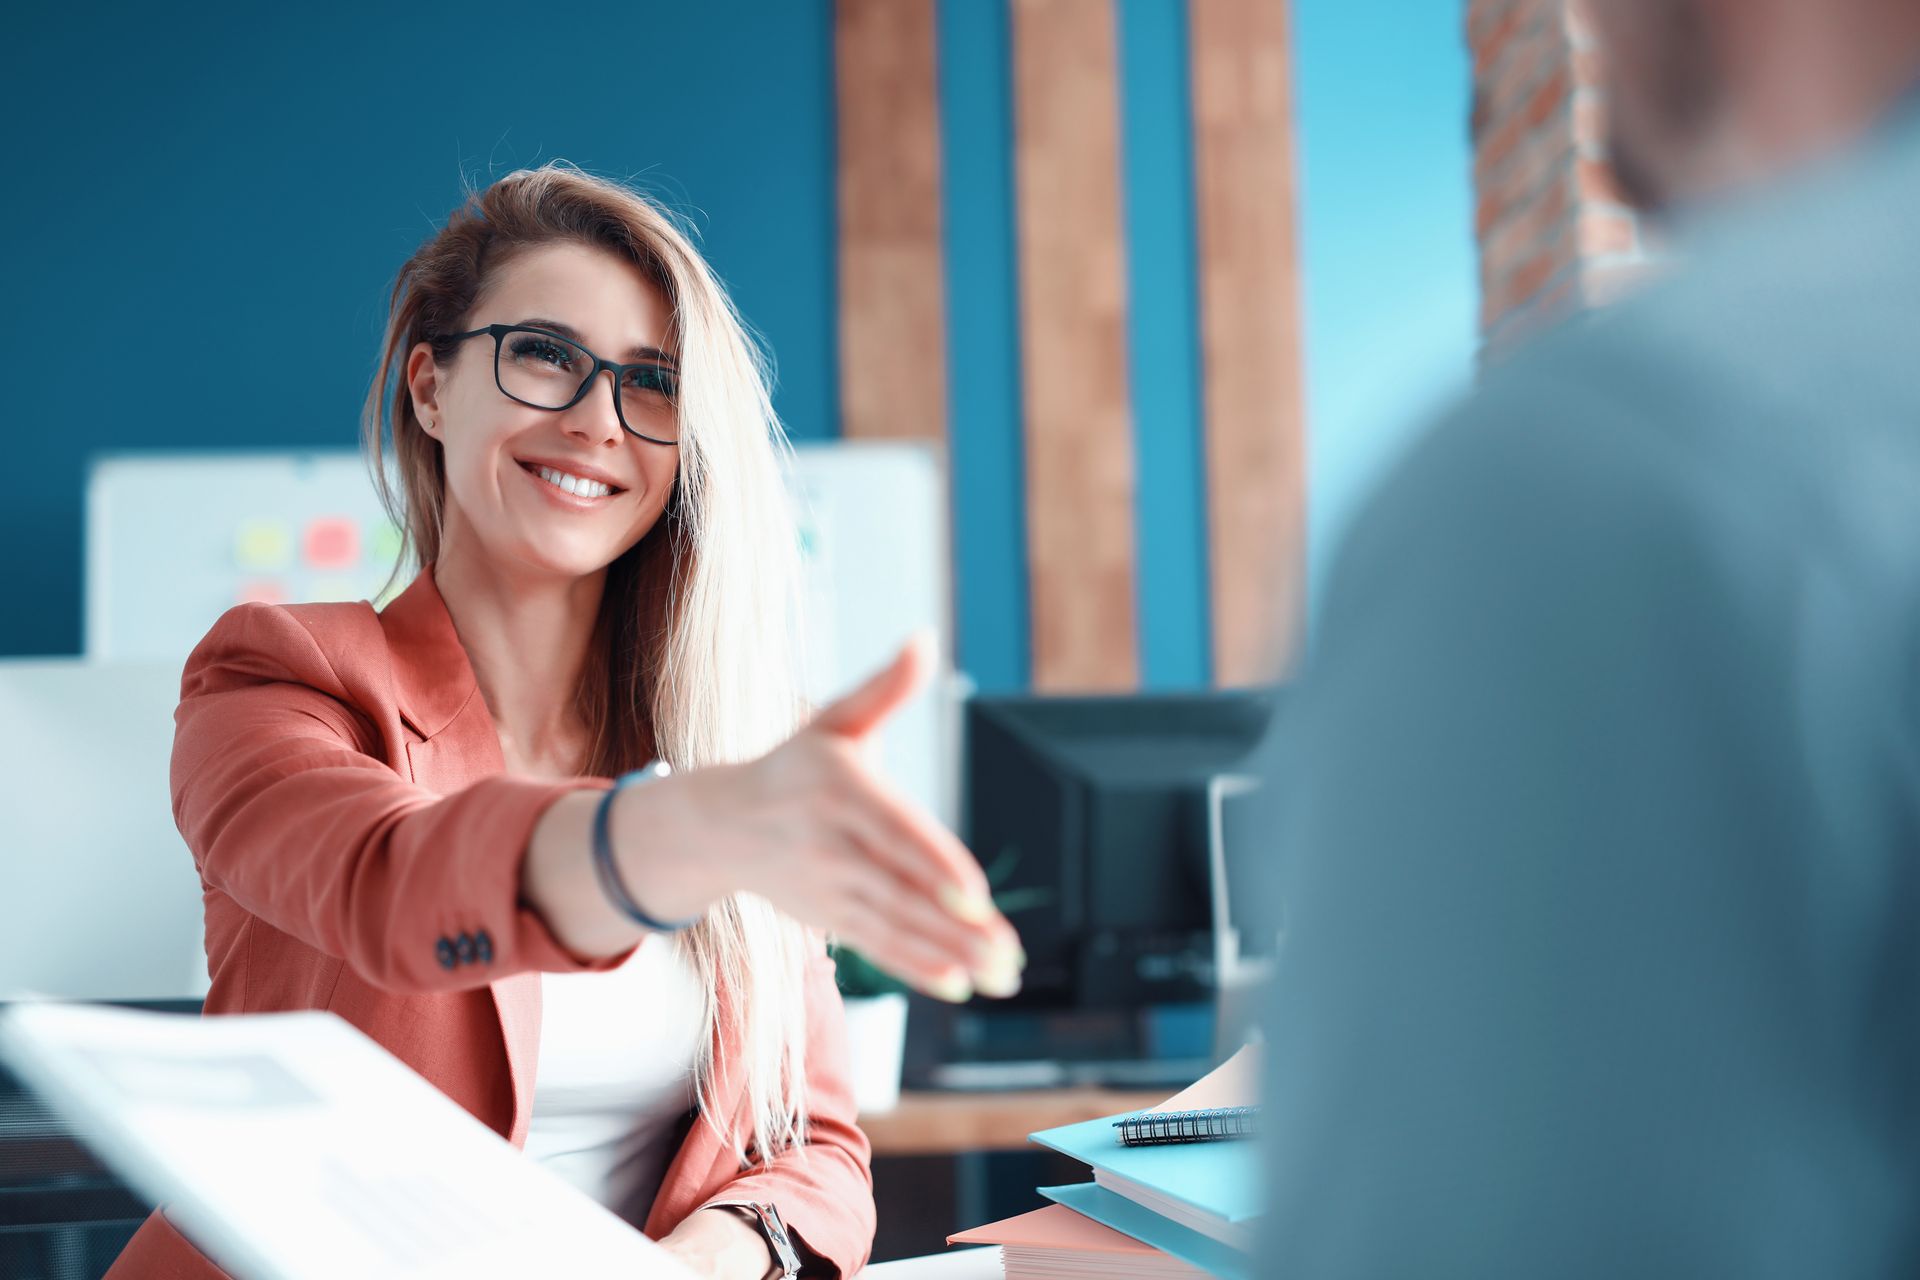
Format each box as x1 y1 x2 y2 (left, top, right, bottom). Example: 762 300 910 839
1190 0 1307 684
835 0 948 441
1010 0 1139 692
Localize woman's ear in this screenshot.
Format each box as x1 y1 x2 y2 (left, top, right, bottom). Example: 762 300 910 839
404 341 444 440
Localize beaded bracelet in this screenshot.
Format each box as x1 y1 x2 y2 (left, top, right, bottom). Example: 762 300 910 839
591 762 702 932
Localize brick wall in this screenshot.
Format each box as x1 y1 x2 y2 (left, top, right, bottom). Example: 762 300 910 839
1469 0 1655 352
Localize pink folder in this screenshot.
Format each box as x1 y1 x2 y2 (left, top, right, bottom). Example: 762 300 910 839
947 1203 1167 1254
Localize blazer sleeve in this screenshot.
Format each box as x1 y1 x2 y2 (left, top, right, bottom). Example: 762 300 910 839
695 940 877 1279
172 600 640 993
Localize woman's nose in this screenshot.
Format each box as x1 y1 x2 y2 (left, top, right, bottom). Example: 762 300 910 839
564 369 627 446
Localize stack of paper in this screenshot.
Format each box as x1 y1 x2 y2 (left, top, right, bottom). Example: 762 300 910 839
0 1001 698 1280
947 1045 1264 1280
948 1203 1208 1278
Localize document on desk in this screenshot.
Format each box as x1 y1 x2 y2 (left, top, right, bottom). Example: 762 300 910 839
949 1202 1210 1277
1023 1046 1264 1279
1146 1043 1259 1115
0 1001 698 1280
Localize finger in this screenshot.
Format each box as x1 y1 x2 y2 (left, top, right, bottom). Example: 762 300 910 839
835 897 978 1002
839 763 1003 927
808 631 934 740
835 819 1011 977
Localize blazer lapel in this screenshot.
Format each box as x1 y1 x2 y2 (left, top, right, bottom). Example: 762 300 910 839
378 561 543 1147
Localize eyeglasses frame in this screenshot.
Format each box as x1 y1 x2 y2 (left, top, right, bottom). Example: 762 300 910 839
436 322 680 446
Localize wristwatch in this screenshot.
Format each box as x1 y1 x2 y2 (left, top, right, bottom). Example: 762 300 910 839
710 1200 802 1279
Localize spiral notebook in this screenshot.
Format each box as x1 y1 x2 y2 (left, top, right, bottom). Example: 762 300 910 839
1026 1043 1266 1275
1113 1104 1259 1146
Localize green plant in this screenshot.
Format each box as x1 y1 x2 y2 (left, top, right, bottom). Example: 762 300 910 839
830 845 1053 998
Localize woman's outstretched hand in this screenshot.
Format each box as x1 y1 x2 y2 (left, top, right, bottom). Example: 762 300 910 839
613 632 1024 1002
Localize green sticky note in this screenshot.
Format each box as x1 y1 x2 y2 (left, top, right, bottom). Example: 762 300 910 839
368 518 404 567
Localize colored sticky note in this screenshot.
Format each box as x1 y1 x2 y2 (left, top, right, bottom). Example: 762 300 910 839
367 518 404 567
304 517 359 570
235 580 285 606
235 520 291 571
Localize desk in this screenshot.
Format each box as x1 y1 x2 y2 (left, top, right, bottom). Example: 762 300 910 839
861 1088 1165 1155
862 1245 998 1277
859 1089 1164 1263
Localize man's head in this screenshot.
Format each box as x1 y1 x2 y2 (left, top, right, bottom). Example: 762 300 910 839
1589 0 1920 213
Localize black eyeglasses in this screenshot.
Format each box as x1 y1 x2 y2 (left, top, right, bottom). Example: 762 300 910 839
437 323 680 445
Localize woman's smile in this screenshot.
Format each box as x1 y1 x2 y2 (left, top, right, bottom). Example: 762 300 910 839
516 458 625 509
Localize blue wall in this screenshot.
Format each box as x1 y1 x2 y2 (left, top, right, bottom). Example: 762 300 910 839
1 1 837 657
3 1 1476 680
1295 3 1479 608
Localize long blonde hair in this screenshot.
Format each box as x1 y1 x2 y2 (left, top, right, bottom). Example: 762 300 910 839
360 160 816 1171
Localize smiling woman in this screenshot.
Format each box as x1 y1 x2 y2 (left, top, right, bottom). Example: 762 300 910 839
107 161 1022 1280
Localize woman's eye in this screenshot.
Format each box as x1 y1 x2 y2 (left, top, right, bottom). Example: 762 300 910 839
510 337 575 369
626 365 678 400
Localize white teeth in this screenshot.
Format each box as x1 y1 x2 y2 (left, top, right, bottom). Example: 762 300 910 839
533 464 613 498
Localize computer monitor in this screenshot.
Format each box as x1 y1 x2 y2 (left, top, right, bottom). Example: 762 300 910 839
960 687 1280 1012
0 660 209 1002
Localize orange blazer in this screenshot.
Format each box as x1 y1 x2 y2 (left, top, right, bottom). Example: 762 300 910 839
107 563 876 1278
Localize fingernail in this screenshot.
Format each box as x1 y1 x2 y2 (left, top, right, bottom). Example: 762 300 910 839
926 969 973 1003
974 956 1022 998
939 883 994 925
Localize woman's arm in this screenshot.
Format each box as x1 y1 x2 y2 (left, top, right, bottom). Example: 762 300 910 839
174 601 637 992
523 640 1026 1002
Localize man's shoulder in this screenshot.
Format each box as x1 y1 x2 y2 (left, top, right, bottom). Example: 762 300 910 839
1392 118 1920 588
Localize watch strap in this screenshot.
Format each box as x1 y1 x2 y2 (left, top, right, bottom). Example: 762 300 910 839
709 1200 802 1279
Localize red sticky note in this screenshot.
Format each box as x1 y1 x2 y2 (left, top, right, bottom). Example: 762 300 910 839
304 517 360 570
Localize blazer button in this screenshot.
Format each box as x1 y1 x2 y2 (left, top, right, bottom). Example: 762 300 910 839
475 929 494 964
455 932 476 964
435 937 457 970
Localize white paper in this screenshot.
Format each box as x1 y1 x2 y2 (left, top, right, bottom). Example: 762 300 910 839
0 1001 698 1279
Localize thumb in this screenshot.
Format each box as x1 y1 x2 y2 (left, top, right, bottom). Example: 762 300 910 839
811 630 935 740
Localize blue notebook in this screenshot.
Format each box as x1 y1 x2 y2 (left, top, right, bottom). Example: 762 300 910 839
1028 1110 1265 1226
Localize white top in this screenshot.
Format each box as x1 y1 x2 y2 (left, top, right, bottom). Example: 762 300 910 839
522 932 707 1229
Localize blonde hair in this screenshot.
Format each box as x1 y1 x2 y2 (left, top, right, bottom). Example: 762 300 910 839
360 160 816 1171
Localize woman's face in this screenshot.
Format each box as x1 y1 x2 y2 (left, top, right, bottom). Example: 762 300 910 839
407 241 682 581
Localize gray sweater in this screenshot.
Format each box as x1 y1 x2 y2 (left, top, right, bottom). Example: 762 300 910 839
1256 88 1920 1278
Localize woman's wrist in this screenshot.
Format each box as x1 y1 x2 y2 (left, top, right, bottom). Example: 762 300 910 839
601 769 725 925
521 788 644 960
522 770 730 961
660 1205 777 1280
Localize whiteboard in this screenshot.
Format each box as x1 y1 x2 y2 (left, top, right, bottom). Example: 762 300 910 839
85 442 955 823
